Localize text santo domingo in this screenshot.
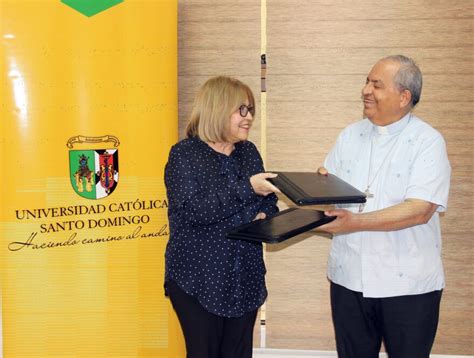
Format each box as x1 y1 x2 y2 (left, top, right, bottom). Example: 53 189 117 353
40 215 151 233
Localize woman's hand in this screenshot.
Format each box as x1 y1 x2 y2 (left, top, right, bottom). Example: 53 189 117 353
250 173 281 196
253 212 267 221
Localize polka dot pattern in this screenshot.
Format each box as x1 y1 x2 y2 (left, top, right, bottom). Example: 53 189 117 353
164 137 278 318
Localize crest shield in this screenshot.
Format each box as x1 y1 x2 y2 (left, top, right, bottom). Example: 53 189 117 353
67 135 120 199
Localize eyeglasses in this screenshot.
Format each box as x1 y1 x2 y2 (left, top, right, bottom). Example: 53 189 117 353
238 104 254 117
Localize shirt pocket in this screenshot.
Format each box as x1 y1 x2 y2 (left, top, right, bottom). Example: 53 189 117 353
336 159 354 182
383 161 410 204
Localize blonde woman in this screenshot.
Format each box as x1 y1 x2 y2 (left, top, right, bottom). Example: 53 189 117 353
164 76 279 358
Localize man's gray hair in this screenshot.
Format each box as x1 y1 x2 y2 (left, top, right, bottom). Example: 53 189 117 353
383 55 423 107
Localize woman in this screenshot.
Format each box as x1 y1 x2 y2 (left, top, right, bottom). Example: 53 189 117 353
164 76 279 358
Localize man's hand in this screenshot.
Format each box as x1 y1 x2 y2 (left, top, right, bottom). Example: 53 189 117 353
318 199 438 235
250 173 281 196
318 209 359 234
317 166 329 176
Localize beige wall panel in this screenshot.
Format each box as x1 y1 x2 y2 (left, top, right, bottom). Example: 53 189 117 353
179 50 258 76
178 2 262 142
266 127 341 171
415 103 473 127
442 178 472 221
439 231 474 352
268 48 472 75
267 101 361 128
266 231 333 350
178 1 260 20
264 0 473 355
179 21 260 50
268 20 471 49
268 0 472 21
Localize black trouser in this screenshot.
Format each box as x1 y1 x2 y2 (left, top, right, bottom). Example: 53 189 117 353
167 280 258 358
330 282 442 358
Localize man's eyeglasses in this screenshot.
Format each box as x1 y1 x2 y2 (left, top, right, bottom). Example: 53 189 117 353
238 104 254 117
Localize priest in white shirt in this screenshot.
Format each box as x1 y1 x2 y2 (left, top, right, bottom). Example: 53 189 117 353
318 55 451 358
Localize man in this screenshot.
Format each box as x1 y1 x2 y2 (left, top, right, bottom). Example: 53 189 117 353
318 55 451 358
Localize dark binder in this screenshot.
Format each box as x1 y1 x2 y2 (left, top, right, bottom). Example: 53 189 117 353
227 207 335 244
269 171 366 205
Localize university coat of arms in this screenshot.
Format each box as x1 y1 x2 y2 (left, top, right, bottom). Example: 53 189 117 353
67 135 120 199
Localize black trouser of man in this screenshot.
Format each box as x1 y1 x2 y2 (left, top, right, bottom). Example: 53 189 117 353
331 281 442 358
166 280 258 358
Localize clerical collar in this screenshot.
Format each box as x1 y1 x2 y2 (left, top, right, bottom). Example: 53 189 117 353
372 113 412 136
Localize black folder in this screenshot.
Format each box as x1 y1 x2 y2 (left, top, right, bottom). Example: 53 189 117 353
227 208 335 244
269 171 366 205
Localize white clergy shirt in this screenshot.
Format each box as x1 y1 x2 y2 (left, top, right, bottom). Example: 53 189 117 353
324 113 451 297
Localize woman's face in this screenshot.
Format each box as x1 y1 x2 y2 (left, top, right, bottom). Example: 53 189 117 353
227 102 254 143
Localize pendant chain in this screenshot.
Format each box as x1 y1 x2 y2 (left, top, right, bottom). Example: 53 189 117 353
359 114 412 213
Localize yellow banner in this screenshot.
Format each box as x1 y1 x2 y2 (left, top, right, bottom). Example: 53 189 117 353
0 0 184 356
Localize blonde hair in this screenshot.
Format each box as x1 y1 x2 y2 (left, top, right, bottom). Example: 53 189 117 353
185 76 256 142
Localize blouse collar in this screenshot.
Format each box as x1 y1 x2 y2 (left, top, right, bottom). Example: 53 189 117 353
192 136 244 158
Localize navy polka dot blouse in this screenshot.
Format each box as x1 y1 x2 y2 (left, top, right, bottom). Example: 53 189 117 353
164 137 278 318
